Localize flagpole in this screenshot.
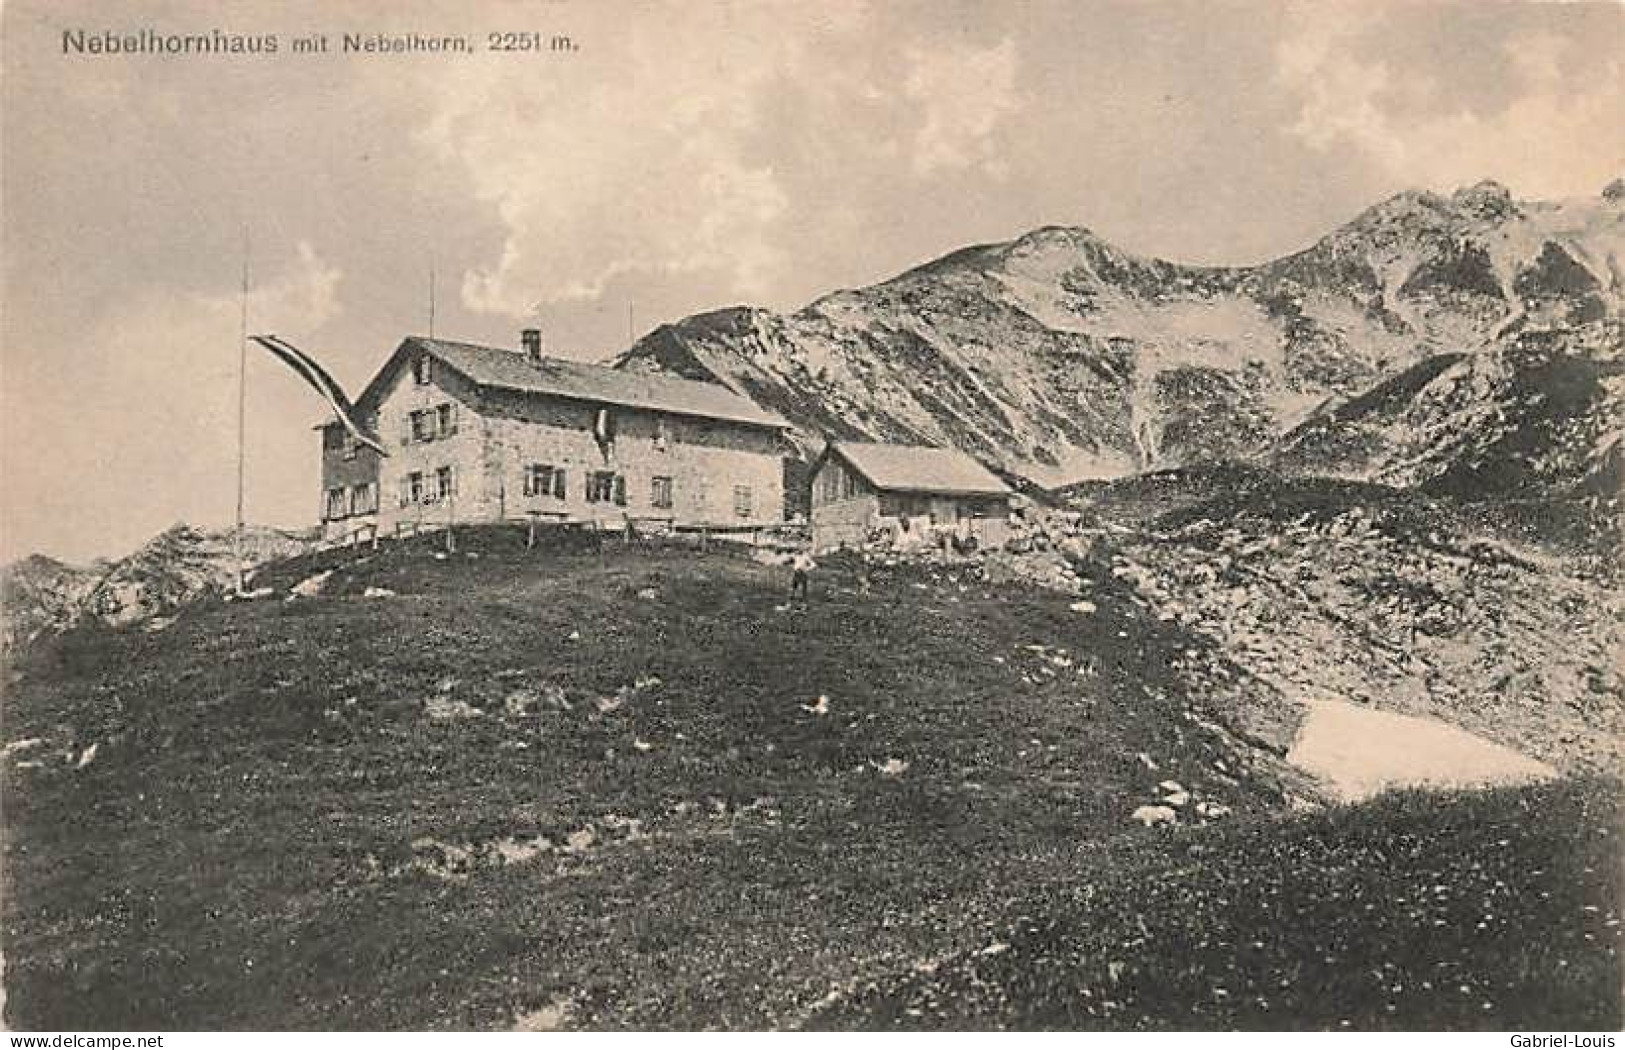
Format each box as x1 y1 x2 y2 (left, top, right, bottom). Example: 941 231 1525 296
235 228 250 595
428 257 436 338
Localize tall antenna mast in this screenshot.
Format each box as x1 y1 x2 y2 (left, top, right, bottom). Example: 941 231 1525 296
235 227 250 595
628 302 635 345
428 257 436 338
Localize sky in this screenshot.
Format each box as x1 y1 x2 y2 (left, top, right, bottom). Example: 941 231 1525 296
2 0 1622 563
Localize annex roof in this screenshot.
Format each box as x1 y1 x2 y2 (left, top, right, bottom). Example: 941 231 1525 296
828 441 1012 497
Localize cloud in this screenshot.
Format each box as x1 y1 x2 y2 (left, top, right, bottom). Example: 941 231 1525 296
417 7 863 320
250 243 345 335
416 6 1028 324
904 37 1021 177
1276 7 1393 155
1276 8 1625 198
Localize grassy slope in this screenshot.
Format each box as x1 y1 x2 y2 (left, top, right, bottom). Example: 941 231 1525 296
821 778 1621 1031
2 530 1618 1030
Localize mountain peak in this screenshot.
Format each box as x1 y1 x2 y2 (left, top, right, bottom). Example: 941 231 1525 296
8 552 74 574
1451 179 1517 219
1011 224 1101 246
1352 180 1522 230
883 226 1124 289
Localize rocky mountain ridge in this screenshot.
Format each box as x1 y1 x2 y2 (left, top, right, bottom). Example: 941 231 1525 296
1 524 314 653
616 180 1622 495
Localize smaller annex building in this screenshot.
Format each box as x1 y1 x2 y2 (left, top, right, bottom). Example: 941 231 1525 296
808 441 1013 553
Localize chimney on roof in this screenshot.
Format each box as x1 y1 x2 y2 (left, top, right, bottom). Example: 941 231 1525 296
521 327 543 363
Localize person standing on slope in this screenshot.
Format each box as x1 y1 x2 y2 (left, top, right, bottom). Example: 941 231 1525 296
789 549 817 604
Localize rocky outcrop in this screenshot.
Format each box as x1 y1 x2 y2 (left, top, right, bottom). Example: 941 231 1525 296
1 555 104 653
1272 328 1624 500
1099 494 1624 777
2 524 315 654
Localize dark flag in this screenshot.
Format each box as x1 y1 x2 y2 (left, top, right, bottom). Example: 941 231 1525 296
249 335 388 456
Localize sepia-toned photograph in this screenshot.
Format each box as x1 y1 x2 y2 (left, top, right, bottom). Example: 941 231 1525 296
1 0 1621 1035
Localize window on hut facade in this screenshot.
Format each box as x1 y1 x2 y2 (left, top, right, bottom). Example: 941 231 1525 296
325 487 347 520
818 465 857 504
409 410 435 443
413 356 433 385
733 485 753 518
587 471 626 505
436 403 458 438
400 472 424 507
435 466 456 501
350 482 378 516
524 464 566 498
651 476 674 509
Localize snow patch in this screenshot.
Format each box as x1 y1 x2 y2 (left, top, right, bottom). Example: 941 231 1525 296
1287 700 1556 802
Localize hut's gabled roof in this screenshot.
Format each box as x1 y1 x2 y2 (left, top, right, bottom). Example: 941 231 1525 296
826 441 1011 497
355 336 791 430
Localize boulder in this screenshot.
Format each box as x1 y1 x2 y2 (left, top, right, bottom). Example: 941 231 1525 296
1131 805 1177 827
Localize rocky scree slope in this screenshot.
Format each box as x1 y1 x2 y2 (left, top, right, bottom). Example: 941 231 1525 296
1087 482 1623 778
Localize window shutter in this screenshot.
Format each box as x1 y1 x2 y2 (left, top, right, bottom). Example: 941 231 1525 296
449 403 459 434
613 475 627 506
554 469 567 499
401 417 411 446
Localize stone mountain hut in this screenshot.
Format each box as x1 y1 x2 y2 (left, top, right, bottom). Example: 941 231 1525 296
317 330 793 542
